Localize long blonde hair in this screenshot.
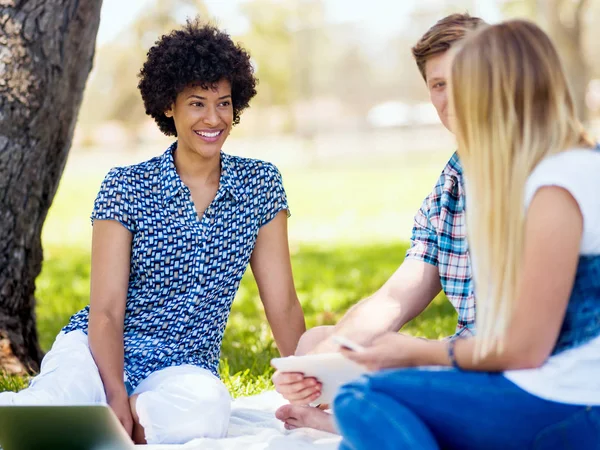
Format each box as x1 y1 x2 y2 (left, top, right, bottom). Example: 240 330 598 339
450 20 592 358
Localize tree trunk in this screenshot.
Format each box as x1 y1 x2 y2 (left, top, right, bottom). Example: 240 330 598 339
0 0 102 374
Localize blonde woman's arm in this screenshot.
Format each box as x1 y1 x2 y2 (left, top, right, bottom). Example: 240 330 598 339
344 186 583 372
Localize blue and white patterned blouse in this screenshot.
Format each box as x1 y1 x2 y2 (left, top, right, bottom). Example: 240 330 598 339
63 142 289 390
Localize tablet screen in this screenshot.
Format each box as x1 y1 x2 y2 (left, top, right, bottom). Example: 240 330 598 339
271 353 369 405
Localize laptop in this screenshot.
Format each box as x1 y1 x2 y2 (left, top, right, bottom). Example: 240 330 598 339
0 405 134 450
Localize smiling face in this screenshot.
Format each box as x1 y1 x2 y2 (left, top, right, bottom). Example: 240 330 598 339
424 51 453 133
165 79 233 160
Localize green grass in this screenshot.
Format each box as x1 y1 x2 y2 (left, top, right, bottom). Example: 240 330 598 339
1 243 456 396
41 150 449 248
0 373 28 393
1 150 457 396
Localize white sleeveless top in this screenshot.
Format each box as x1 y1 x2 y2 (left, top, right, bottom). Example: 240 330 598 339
504 149 600 405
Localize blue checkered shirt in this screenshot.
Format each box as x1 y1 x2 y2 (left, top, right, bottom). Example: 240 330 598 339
405 152 475 336
63 143 289 390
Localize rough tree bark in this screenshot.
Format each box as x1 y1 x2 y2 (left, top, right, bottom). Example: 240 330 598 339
0 0 102 374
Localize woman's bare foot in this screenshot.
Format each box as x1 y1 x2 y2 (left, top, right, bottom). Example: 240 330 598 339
275 404 338 434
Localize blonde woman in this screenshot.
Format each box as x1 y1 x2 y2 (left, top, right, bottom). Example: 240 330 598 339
331 20 600 450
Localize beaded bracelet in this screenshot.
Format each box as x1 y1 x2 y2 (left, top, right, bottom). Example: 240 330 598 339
447 336 463 370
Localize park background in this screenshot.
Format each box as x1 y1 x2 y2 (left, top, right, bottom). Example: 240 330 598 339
3 0 600 395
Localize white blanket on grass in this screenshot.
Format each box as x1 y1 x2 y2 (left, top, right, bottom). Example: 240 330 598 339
141 391 341 450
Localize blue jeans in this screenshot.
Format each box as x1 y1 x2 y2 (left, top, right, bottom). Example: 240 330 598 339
333 368 600 450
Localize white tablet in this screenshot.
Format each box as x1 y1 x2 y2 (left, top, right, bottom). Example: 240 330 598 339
271 352 369 405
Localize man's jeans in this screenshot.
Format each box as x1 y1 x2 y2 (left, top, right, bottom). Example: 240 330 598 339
333 367 600 450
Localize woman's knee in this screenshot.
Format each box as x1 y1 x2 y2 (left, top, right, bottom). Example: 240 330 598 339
333 372 416 426
6 331 105 406
333 377 391 447
135 373 231 444
333 375 439 450
295 326 335 355
334 375 371 411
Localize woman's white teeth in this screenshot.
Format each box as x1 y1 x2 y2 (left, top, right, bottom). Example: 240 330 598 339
197 130 221 137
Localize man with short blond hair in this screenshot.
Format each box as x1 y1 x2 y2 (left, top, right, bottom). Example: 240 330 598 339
274 13 486 433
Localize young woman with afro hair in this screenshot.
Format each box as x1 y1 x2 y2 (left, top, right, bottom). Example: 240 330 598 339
0 19 306 445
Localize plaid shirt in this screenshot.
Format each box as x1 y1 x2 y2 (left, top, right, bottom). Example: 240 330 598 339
405 152 475 336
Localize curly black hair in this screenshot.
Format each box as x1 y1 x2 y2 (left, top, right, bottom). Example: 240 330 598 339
138 19 257 136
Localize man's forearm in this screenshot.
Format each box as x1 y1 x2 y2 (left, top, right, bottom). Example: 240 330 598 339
315 294 407 352
315 260 442 352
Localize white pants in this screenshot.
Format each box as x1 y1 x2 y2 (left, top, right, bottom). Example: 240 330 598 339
0 330 231 444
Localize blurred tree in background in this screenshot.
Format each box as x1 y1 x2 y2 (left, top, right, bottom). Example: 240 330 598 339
77 0 211 144
502 0 594 121
74 0 600 148
239 0 294 108
236 0 296 133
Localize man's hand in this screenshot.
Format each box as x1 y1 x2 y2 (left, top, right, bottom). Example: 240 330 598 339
272 371 322 405
341 332 431 371
309 337 341 355
108 392 134 438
